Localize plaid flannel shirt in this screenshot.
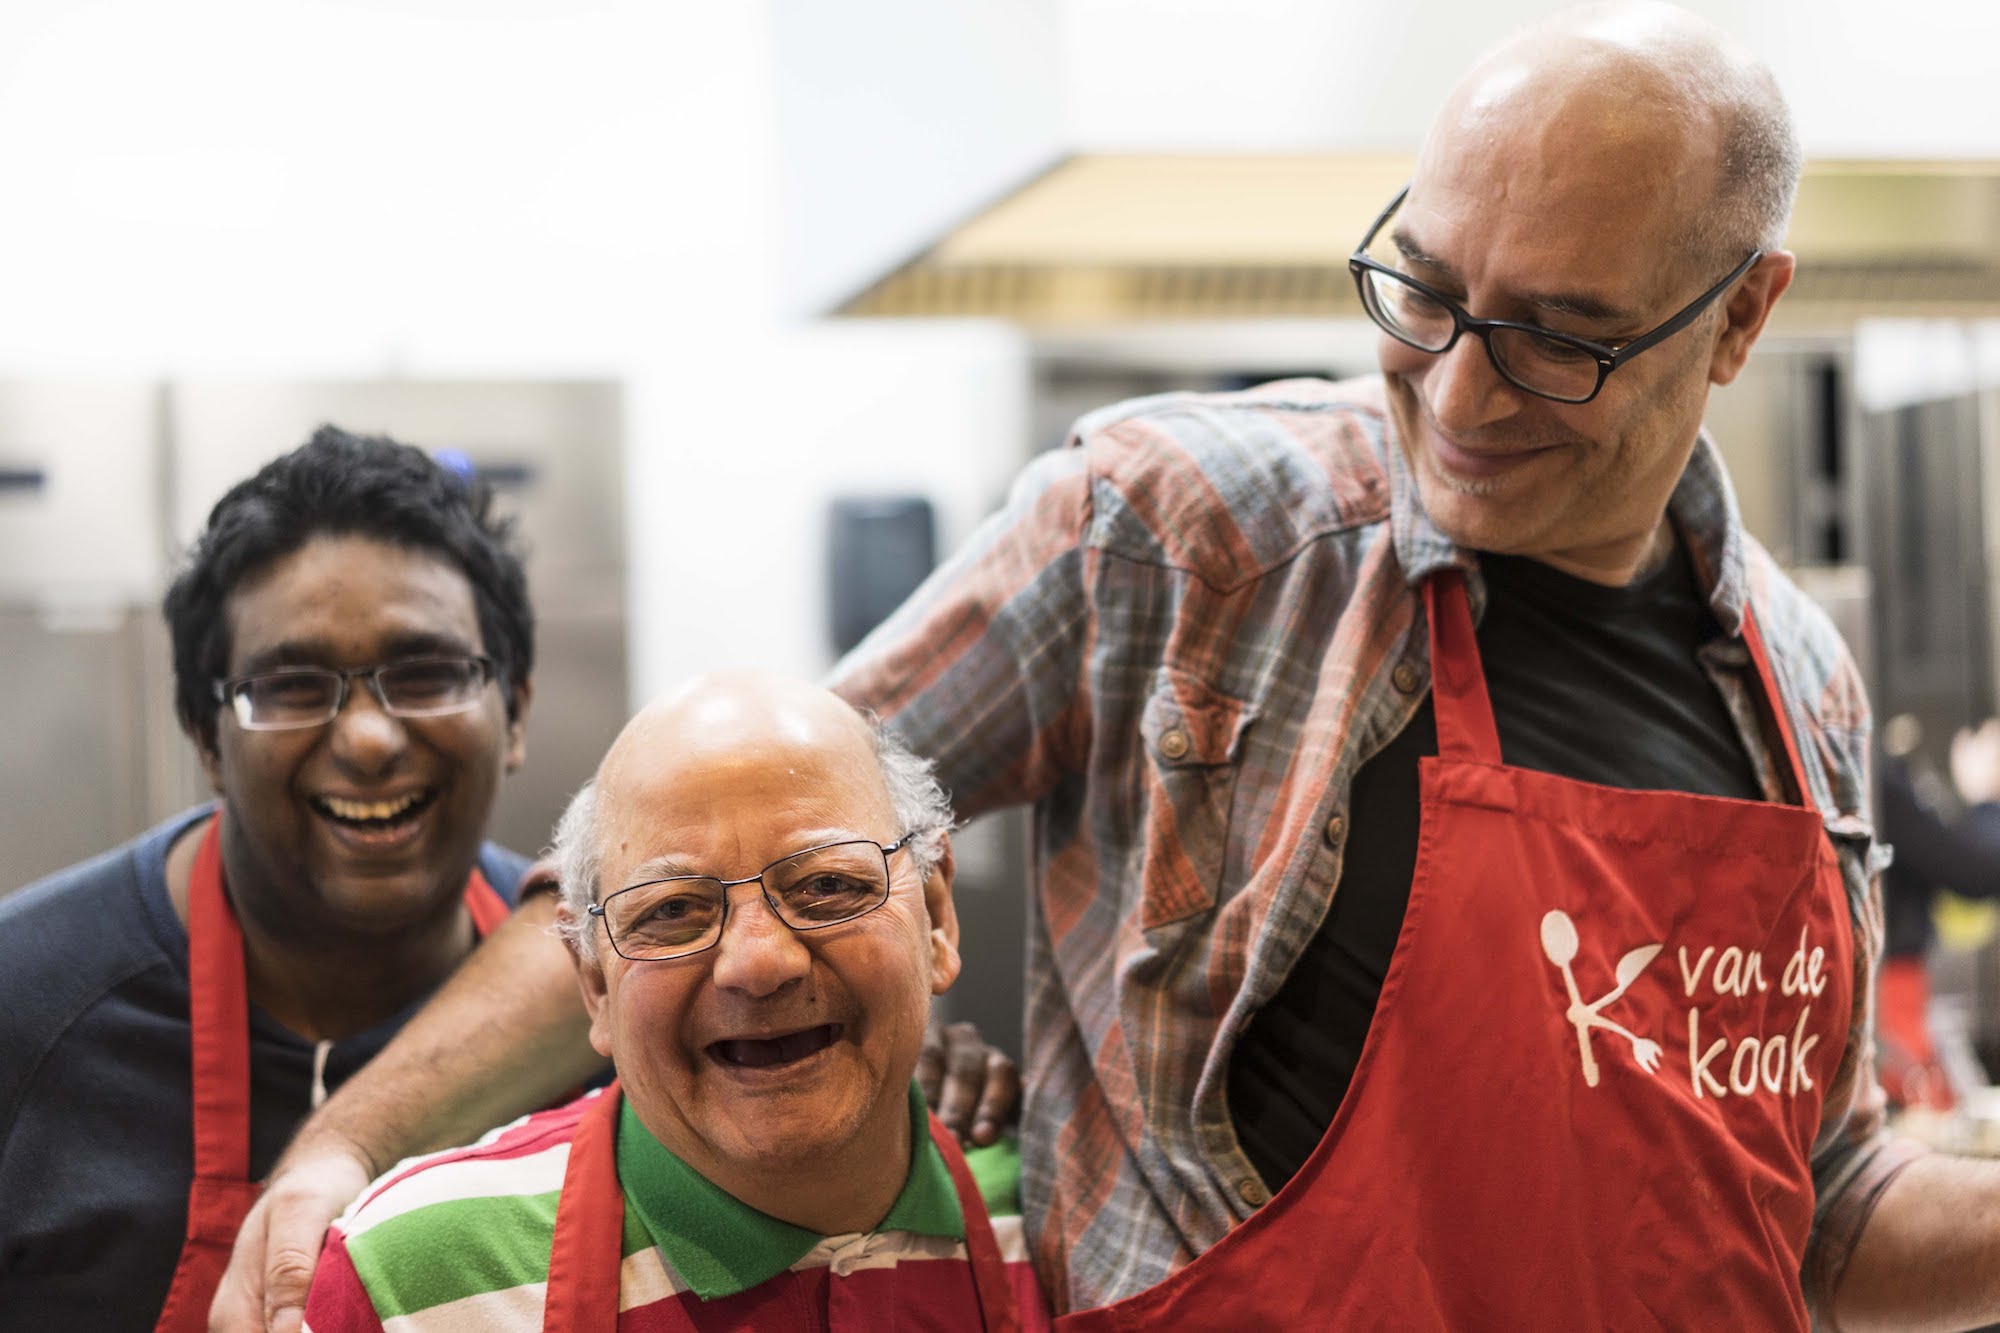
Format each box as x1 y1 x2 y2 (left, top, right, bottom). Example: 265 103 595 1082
832 375 1918 1319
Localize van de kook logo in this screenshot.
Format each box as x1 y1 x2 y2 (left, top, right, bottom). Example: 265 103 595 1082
1539 909 1832 1100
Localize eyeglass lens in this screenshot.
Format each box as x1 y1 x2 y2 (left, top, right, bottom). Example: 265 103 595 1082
1357 267 1604 403
230 658 490 728
604 841 893 960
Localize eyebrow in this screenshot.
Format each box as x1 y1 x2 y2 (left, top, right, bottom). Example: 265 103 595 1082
624 858 707 885
620 832 882 888
1389 228 1637 325
234 630 479 676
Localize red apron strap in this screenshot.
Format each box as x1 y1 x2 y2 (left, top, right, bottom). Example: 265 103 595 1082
1737 602 1815 809
187 819 252 1182
543 1084 635 1333
1423 570 1502 765
158 829 511 1333
464 868 511 937
155 817 260 1333
927 1111 1022 1333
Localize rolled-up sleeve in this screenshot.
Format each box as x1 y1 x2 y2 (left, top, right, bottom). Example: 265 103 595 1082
830 445 1095 820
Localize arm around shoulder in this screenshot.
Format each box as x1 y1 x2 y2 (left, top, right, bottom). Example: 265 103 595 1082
209 892 600 1332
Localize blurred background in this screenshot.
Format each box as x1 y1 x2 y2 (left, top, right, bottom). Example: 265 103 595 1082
2 0 1999 1080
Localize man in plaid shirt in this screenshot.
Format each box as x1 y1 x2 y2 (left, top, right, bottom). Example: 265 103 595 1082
216 5 2000 1330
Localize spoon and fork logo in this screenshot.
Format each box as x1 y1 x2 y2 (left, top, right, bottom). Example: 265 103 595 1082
1539 909 1664 1088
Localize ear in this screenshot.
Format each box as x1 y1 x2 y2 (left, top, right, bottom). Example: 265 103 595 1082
504 676 534 775
562 906 618 1060
920 836 962 997
1708 250 1795 387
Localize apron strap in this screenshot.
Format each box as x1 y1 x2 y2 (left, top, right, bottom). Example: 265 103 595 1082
1423 570 1503 765
541 1089 1021 1333
1738 603 1816 810
159 827 512 1333
155 817 263 1333
926 1111 1022 1333
543 1084 629 1333
464 868 511 936
187 818 252 1184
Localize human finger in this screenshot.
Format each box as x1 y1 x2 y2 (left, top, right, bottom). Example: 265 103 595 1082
970 1048 1021 1147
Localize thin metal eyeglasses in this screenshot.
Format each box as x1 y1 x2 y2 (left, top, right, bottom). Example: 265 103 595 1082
589 836 915 962
1349 185 1762 405
213 655 497 731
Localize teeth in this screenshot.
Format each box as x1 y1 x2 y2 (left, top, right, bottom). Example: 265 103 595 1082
320 792 424 822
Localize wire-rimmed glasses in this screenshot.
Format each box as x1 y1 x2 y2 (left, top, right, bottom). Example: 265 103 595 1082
589 837 914 962
213 656 497 731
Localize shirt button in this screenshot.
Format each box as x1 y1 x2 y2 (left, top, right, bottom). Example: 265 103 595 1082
1159 728 1191 760
1392 663 1421 694
1237 1177 1270 1207
1323 814 1346 846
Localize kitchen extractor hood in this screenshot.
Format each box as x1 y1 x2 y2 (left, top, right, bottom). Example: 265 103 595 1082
838 155 2000 324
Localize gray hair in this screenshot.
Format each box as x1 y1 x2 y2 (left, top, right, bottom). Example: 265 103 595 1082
1471 4 1802 278
1683 62 1802 268
551 720 955 956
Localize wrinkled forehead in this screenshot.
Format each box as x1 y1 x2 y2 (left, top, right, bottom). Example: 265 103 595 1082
596 728 895 877
1400 84 1719 309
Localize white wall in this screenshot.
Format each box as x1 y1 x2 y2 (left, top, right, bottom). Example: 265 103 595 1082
771 0 1064 317
2 0 1993 714
1060 0 2000 157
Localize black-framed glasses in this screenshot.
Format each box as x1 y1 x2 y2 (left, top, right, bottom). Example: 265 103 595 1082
590 837 914 962
1349 186 1762 404
213 656 497 731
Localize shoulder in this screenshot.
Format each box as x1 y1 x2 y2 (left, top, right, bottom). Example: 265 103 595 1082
960 1136 1026 1219
1739 539 1872 823
325 1096 595 1322
0 813 199 1061
1739 539 1868 738
341 1094 589 1239
476 842 535 904
1067 375 1393 589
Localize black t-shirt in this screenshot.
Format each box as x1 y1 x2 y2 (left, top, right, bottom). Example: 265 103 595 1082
0 807 529 1330
1228 544 1764 1193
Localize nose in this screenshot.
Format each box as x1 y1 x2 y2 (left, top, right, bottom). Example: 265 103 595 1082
326 677 410 777
708 884 812 999
1422 331 1525 436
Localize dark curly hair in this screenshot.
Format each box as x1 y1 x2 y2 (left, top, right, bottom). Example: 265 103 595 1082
164 425 534 749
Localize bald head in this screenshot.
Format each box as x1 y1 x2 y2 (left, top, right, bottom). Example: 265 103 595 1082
1428 1 1798 271
553 672 953 954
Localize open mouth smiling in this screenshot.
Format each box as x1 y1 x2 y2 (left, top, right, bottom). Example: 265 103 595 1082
708 1023 843 1070
309 788 439 830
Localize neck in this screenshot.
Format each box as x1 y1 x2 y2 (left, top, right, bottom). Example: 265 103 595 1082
656 1105 912 1237
1532 515 1677 587
165 815 477 1042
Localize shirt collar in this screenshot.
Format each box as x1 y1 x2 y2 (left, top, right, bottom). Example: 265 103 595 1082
615 1082 964 1302
1383 410 1747 629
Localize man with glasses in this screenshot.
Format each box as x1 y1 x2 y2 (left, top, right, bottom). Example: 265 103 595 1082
214 4 1996 1329
0 428 541 1330
301 673 1046 1330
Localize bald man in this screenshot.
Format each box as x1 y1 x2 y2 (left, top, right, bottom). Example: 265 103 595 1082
301 675 1046 1330
218 5 1997 1329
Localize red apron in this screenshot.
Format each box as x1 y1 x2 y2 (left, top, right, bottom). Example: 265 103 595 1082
1061 569 1853 1331
542 1082 1022 1333
153 816 511 1333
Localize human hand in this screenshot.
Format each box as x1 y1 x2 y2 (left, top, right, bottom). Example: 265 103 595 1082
1951 719 2000 808
208 1144 374 1332
517 853 560 901
917 1012 1020 1147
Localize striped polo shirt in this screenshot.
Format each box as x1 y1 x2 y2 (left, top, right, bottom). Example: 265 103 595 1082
302 1084 1049 1331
